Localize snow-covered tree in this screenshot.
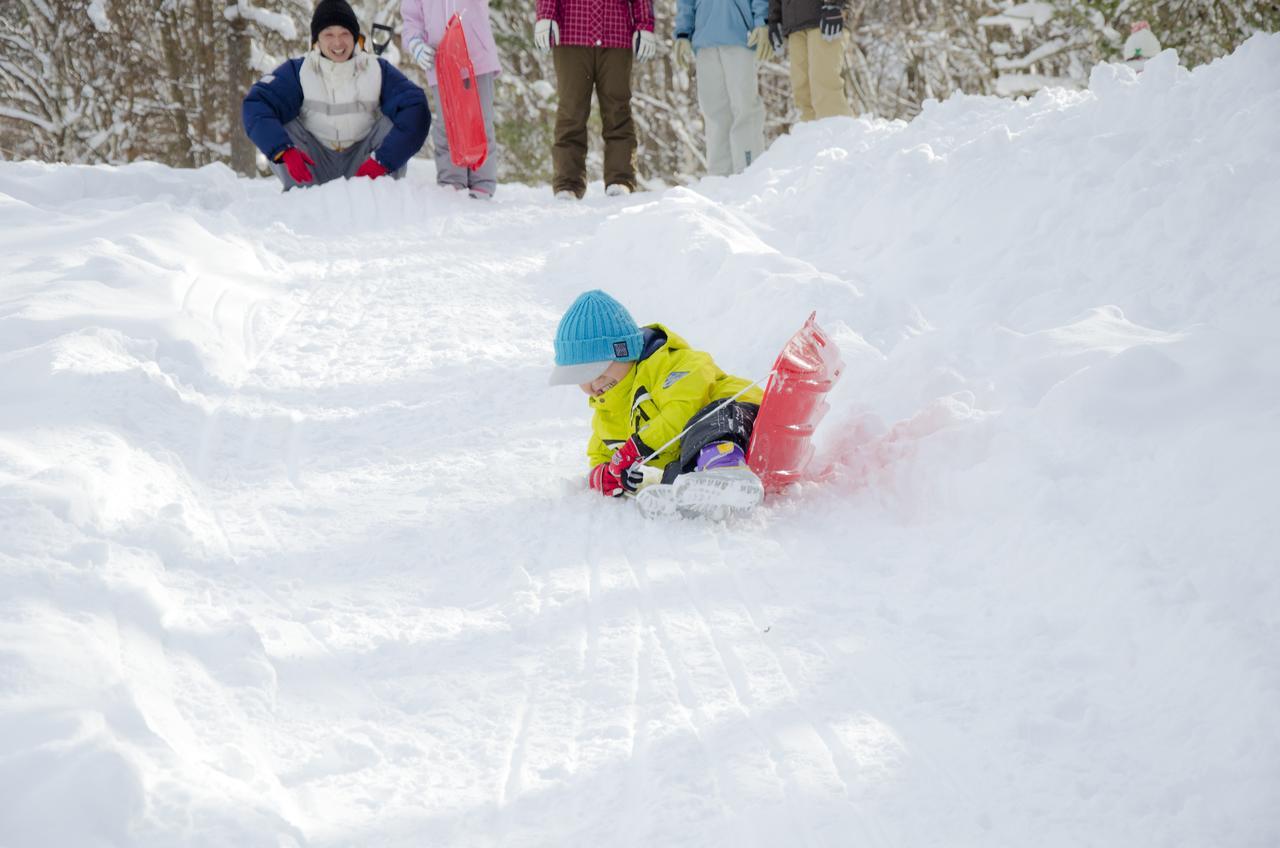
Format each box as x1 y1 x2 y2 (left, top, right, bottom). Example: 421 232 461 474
0 0 300 171
845 0 1001 116
980 0 1280 95
0 0 140 162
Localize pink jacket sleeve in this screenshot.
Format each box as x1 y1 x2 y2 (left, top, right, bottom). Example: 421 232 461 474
400 0 428 47
535 0 558 22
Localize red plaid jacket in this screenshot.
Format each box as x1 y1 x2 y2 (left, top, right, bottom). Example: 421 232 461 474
535 0 655 49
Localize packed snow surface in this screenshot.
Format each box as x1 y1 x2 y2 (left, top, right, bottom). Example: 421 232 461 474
2 39 1278 848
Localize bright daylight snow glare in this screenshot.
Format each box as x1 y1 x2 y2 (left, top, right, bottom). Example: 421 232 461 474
1 35 1278 848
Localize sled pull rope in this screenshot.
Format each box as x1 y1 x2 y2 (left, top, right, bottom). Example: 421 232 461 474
631 371 772 474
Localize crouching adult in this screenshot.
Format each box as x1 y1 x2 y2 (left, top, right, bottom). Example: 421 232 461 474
242 0 431 189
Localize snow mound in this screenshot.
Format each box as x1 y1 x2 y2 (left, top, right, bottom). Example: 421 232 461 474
1 33 1278 848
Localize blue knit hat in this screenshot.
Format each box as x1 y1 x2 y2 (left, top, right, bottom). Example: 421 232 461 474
549 290 644 386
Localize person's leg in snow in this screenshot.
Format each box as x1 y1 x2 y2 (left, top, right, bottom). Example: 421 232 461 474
468 72 499 197
667 399 760 481
786 30 816 123
719 45 766 173
427 85 466 191
645 399 762 518
635 399 762 520
800 28 853 120
596 47 638 193
270 116 405 189
341 114 407 179
427 73 499 197
695 43 765 177
551 46 595 198
270 120 337 188
695 46 736 177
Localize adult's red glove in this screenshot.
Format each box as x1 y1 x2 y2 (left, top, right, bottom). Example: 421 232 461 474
355 157 389 179
280 148 314 183
588 462 625 497
608 437 647 493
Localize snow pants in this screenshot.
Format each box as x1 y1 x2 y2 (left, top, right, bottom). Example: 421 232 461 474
551 45 637 197
662 399 760 483
427 72 499 196
269 115 408 189
695 44 766 176
787 27 853 122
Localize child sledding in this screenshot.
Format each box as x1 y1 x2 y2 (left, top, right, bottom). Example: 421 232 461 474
549 290 843 519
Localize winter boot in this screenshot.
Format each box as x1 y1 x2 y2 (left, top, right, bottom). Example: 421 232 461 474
695 441 747 471
636 442 763 520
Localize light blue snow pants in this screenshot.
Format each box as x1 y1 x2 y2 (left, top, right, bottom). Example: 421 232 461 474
695 45 766 176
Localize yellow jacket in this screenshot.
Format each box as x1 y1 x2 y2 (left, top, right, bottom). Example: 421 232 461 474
585 325 763 468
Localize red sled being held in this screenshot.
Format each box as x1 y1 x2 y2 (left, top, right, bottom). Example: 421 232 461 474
434 14 488 169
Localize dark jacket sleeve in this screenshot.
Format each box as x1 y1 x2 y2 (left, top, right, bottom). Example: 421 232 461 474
374 59 431 172
772 0 824 35
241 58 304 162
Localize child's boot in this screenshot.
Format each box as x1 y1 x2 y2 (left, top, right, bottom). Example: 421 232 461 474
636 442 762 520
695 441 748 471
679 441 763 518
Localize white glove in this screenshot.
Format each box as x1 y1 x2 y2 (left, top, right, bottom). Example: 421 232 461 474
633 29 657 62
673 36 692 70
409 36 435 71
534 18 559 51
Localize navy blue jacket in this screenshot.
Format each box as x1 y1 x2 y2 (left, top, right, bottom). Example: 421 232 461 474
242 56 430 172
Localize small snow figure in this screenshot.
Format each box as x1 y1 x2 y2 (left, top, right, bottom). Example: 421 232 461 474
549 290 765 518
1123 20 1162 72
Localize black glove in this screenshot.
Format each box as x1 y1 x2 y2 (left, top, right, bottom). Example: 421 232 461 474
768 21 784 53
819 4 844 40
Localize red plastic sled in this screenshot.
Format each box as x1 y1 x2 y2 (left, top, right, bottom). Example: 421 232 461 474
434 14 488 169
747 313 844 494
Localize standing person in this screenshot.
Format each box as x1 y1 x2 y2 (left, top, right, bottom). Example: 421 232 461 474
401 0 502 198
766 0 852 122
1122 20 1162 72
533 0 658 199
242 0 430 190
674 0 772 176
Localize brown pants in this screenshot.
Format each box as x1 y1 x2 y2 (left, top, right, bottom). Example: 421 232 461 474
787 28 853 122
551 46 637 197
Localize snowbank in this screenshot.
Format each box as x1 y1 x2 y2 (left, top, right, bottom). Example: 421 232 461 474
1 35 1278 848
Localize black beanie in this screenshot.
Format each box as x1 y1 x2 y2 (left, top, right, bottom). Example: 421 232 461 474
311 0 360 45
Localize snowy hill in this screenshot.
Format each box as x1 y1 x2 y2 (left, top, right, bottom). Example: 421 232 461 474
2 38 1278 848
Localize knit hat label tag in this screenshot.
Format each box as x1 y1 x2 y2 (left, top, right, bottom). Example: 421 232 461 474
613 341 630 358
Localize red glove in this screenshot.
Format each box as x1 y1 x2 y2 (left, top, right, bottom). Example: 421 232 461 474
588 462 625 497
280 148 314 184
355 157 389 179
608 438 646 493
